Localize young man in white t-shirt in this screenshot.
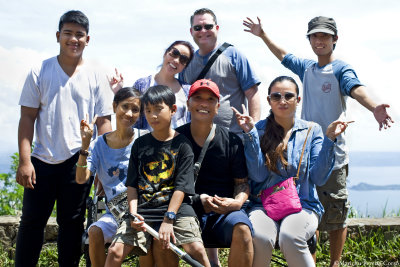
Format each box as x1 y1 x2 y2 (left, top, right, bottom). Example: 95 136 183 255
15 10 113 267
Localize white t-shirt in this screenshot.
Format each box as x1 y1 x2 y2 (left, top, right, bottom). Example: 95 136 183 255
19 56 113 164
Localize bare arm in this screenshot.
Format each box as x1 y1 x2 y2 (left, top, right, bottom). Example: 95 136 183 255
211 177 249 214
96 115 112 135
243 17 288 61
159 190 185 247
351 85 394 130
16 106 38 189
244 85 261 122
75 115 96 184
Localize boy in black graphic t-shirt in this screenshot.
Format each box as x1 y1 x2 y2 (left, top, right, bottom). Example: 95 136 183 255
106 85 210 267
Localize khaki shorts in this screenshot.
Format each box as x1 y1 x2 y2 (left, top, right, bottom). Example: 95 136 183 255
112 216 202 256
317 165 350 231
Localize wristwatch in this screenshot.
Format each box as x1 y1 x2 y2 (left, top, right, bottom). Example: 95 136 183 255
164 211 176 221
79 149 89 157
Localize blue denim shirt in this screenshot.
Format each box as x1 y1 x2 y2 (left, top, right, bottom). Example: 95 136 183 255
243 118 335 220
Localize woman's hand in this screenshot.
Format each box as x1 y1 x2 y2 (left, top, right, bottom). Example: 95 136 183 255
80 114 97 149
108 68 124 94
243 17 264 37
159 220 175 249
326 120 354 141
232 104 255 133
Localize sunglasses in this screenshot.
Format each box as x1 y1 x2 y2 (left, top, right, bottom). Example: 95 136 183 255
168 47 190 65
193 24 215 32
269 92 297 102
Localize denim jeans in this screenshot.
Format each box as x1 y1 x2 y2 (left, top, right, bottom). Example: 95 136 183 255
15 153 92 267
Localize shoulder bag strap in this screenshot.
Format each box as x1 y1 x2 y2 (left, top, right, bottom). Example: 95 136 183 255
295 124 314 182
196 42 232 80
193 124 216 183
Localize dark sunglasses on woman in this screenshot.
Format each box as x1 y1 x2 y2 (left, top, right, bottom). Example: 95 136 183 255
169 47 190 65
269 92 297 102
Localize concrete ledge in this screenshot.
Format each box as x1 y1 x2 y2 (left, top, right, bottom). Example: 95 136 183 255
0 215 58 254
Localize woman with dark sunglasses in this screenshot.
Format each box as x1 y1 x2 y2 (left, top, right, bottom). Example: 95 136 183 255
131 40 194 130
232 76 350 266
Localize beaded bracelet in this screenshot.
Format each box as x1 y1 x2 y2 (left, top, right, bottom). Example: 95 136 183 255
76 163 87 168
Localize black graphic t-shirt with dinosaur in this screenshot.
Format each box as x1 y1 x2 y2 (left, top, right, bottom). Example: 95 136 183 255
126 132 196 221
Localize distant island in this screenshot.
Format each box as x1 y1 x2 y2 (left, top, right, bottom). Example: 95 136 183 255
349 182 400 191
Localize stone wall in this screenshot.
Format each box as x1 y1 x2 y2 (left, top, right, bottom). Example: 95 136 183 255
1 216 400 254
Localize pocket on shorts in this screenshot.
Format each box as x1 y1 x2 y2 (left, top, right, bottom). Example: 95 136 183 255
325 200 350 224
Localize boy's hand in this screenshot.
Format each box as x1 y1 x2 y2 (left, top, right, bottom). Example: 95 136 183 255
243 17 264 37
373 104 394 130
130 213 146 232
16 160 36 189
159 220 175 249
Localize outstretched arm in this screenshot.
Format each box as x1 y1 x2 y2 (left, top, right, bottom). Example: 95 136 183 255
243 16 288 61
351 85 394 130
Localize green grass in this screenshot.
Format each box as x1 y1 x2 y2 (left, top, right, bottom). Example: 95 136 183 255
1 227 399 267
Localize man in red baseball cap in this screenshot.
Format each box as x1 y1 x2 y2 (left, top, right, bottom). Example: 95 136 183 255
176 78 254 267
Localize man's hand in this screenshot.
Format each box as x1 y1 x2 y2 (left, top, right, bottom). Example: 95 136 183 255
373 104 394 130
210 195 241 214
159 220 175 249
16 161 36 189
200 194 219 213
243 17 264 37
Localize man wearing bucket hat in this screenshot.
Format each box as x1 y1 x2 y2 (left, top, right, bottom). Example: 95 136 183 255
176 79 254 267
243 15 394 267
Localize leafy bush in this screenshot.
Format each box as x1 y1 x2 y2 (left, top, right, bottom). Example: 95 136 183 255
0 153 23 215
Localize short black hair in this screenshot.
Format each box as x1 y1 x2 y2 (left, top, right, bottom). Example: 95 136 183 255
59 10 89 33
190 8 217 26
142 85 175 109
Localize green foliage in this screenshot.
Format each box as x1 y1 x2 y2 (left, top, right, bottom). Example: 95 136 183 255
0 153 24 215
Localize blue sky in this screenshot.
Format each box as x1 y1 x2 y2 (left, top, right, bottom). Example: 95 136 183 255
1 0 399 160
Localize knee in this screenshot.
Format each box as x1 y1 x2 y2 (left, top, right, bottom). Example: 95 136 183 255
232 223 252 246
88 226 104 242
107 243 124 261
252 230 275 252
183 241 207 257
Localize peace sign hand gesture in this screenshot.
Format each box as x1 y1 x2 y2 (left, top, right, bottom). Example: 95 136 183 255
232 104 255 133
108 68 124 94
80 114 98 150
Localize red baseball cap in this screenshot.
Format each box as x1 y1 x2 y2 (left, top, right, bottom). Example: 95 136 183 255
188 79 220 100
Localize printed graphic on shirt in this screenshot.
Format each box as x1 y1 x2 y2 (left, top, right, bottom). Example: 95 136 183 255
107 165 125 195
138 149 177 208
322 82 332 93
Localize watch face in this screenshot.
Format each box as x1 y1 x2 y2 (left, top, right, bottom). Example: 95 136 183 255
165 212 176 220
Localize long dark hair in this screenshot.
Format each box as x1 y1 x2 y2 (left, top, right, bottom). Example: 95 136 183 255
260 76 299 173
164 40 194 66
